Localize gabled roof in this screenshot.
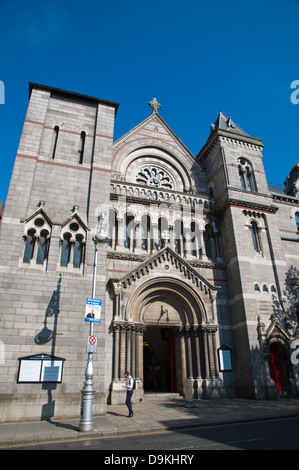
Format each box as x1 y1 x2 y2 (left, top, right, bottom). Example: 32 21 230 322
61 210 89 232
210 111 249 137
113 111 196 163
20 207 53 227
111 246 219 293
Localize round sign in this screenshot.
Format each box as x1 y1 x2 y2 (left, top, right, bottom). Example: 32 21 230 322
89 336 97 345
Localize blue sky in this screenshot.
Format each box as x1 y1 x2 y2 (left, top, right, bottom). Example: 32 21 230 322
1 0 299 203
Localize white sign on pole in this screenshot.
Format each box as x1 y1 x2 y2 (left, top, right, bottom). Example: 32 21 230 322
85 298 101 323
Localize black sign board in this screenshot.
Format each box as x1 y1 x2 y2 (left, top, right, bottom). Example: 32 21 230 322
17 354 65 384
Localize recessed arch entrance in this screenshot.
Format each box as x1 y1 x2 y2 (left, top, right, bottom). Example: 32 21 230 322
109 269 221 402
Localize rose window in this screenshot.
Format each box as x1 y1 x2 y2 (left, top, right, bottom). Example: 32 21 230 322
136 167 173 189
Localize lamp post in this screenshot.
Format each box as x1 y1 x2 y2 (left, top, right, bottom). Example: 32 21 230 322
79 206 108 432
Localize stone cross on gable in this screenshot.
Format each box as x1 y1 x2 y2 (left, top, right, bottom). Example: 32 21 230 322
148 97 161 114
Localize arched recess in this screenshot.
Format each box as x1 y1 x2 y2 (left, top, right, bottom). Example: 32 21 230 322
113 142 200 192
110 274 220 399
267 333 293 394
126 276 208 326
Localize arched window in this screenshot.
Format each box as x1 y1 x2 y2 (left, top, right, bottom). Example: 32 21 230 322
158 216 169 250
60 233 71 267
59 215 86 271
190 221 201 257
136 167 173 190
51 125 59 160
141 214 153 252
79 131 86 164
124 212 135 250
250 221 262 253
73 235 84 268
204 224 216 260
23 229 36 263
237 158 256 191
21 212 51 268
36 229 49 265
108 209 118 250
174 220 185 255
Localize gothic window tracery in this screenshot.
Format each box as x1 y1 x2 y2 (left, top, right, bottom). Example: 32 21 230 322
136 167 173 190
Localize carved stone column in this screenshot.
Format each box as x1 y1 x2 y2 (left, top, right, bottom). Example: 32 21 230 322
119 324 127 379
112 323 121 381
116 218 124 250
202 327 211 378
194 326 202 379
185 327 193 379
131 324 136 377
125 324 132 373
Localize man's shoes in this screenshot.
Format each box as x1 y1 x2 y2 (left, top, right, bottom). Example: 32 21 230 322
128 412 134 418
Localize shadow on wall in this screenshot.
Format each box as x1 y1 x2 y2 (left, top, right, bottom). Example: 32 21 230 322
34 274 62 421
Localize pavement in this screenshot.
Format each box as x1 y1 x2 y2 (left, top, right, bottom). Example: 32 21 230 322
0 395 299 448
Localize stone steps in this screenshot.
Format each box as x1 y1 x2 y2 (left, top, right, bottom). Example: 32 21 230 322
143 392 182 401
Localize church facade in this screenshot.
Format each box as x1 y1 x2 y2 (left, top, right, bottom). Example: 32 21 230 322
0 83 298 422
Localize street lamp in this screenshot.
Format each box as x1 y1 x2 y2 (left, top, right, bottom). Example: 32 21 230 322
79 206 108 432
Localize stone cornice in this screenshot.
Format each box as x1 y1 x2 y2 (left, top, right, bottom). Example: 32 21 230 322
215 197 279 216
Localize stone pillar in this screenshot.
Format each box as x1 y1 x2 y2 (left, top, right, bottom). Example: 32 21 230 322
113 324 120 381
131 325 136 377
119 324 126 379
179 327 187 384
202 327 211 378
200 229 207 260
194 326 202 379
116 218 124 251
126 324 132 373
184 327 193 379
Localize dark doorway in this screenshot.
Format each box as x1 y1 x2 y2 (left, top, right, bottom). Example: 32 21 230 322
268 342 292 393
143 327 177 393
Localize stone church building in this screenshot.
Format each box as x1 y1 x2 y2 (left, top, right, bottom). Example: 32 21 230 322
0 82 298 422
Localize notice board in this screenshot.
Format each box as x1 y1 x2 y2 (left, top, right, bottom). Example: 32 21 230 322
17 354 65 384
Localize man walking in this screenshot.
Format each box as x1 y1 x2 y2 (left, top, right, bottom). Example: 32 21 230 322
123 370 134 417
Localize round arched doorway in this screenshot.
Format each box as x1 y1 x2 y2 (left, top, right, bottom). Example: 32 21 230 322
109 261 221 404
